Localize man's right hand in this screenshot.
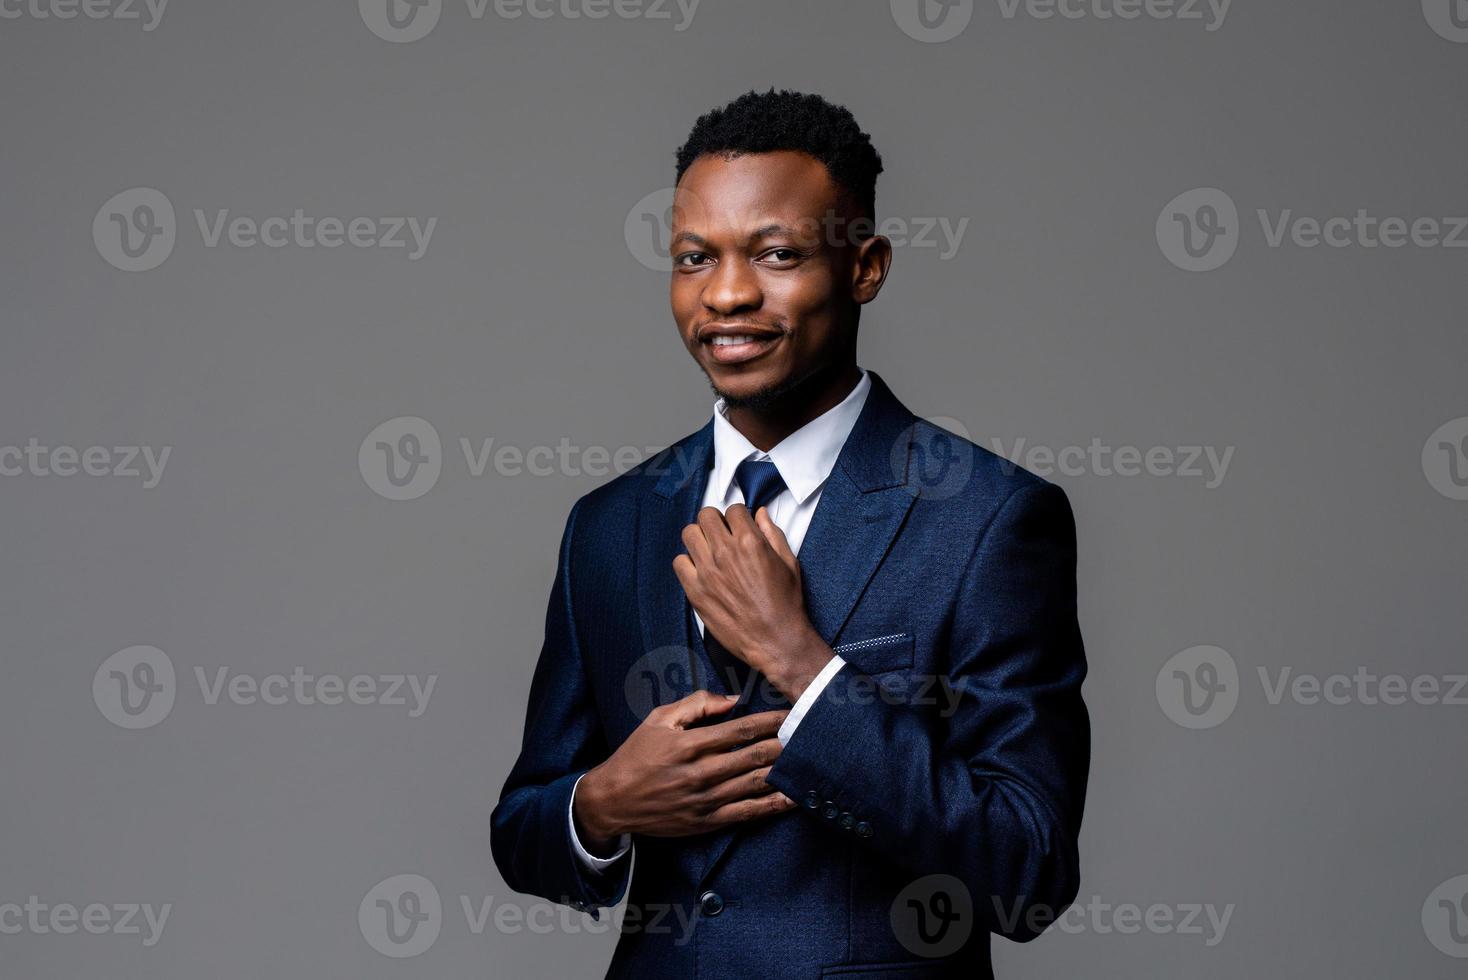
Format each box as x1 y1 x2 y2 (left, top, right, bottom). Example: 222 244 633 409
572 690 796 854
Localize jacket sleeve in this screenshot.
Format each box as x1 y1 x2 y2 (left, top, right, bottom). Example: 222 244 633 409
490 498 631 914
766 480 1090 942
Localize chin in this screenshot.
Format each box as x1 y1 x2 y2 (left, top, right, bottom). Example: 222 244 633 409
709 369 799 411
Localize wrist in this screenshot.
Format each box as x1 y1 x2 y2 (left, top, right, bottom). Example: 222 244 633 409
768 625 833 702
573 766 621 853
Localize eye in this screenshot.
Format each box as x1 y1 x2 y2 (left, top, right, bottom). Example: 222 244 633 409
760 247 802 264
674 252 712 268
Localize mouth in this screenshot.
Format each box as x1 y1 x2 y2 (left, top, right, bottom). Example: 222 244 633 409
697 324 783 365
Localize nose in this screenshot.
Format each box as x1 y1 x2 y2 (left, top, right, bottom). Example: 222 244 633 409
701 258 762 315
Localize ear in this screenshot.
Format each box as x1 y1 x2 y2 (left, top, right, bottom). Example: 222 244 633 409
851 233 893 305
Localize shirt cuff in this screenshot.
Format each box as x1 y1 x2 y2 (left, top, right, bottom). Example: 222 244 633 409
777 654 847 745
568 773 631 872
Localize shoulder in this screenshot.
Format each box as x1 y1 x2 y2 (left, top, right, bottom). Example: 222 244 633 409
559 423 710 537
902 415 1074 540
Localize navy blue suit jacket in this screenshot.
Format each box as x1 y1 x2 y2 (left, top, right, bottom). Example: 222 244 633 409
492 372 1090 978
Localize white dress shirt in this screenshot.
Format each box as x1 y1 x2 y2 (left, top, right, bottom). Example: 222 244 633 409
569 370 871 872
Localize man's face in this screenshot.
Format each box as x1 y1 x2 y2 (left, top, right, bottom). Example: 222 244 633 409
669 150 862 407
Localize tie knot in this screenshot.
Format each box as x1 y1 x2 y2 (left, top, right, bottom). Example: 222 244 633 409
734 458 787 515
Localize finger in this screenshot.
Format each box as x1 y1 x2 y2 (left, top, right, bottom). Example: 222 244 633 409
661 688 739 729
695 737 782 786
690 709 789 752
698 764 777 810
696 505 731 546
755 507 798 572
701 789 798 829
723 502 759 539
671 553 698 597
679 522 712 569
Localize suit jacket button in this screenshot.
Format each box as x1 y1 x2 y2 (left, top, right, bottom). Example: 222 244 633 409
698 890 724 917
839 812 855 831
821 801 839 821
803 791 819 810
856 821 873 838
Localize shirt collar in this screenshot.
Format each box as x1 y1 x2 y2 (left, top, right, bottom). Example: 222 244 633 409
708 369 871 507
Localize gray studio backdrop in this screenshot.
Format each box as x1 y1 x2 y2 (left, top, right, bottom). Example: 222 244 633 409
2 0 1466 977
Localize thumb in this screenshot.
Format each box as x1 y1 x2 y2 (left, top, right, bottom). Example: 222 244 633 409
665 688 739 729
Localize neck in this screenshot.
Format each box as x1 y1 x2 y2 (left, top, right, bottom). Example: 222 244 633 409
724 361 862 452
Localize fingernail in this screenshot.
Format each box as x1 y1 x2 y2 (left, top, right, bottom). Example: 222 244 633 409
725 694 739 701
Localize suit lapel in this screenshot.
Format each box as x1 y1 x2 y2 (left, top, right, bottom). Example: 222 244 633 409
635 422 731 701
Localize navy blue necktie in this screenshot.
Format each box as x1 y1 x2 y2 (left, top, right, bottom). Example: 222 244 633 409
703 458 788 703
734 458 787 514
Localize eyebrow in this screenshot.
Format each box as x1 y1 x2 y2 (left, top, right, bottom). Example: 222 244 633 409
669 224 807 250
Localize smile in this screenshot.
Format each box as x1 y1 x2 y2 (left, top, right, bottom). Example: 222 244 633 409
702 332 782 365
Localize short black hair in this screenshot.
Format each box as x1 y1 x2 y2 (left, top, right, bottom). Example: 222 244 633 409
674 89 884 221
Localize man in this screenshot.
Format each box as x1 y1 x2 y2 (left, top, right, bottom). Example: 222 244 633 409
491 90 1089 978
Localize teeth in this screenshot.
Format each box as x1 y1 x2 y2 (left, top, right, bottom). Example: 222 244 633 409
711 335 756 346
